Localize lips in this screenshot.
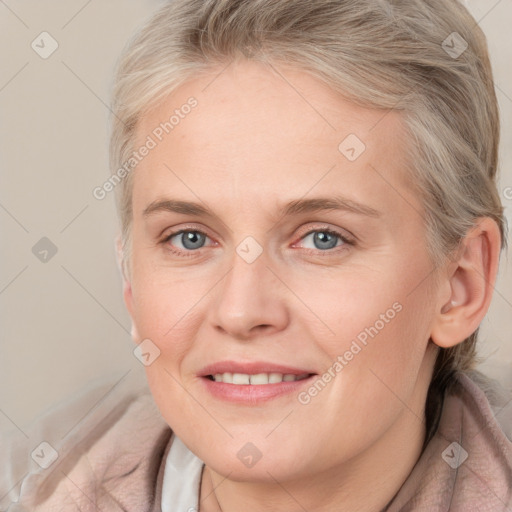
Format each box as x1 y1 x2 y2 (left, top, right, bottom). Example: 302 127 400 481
198 361 317 403
208 372 310 384
199 360 316 380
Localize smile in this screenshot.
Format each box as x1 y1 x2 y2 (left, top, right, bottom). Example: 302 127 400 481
199 362 317 403
207 372 311 384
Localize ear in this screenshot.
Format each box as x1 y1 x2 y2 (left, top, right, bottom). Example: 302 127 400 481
115 235 134 319
430 217 501 348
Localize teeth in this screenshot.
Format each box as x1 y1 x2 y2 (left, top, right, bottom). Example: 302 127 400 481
232 373 250 385
269 372 283 384
211 372 309 384
250 373 270 385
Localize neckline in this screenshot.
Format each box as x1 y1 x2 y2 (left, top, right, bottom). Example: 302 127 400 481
161 434 205 511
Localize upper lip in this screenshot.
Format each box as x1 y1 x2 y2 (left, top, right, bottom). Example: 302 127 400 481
199 360 316 377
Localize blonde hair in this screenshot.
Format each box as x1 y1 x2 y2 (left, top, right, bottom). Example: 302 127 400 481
109 0 506 398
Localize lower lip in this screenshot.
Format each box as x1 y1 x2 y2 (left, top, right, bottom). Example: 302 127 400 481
200 375 316 404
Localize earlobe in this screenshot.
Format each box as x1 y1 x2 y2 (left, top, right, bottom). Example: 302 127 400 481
430 218 501 349
115 236 140 341
123 275 134 317
115 235 127 281
115 235 135 318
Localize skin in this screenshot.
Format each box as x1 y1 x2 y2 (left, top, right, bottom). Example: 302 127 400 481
120 59 501 511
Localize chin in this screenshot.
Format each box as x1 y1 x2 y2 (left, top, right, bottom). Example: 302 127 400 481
201 442 308 482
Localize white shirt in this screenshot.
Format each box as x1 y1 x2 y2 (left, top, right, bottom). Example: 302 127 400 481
161 434 205 512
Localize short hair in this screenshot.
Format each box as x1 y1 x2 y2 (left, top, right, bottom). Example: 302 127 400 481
109 0 506 408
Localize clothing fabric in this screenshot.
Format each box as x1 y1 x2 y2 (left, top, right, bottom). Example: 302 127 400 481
161 435 203 512
1 370 511 511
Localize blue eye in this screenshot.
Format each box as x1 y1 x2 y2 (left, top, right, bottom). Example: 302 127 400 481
168 230 209 250
300 230 346 250
162 227 351 257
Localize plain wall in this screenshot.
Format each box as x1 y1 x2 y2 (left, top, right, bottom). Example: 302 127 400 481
0 0 511 430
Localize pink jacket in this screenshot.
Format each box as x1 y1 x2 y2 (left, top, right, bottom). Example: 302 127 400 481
2 370 511 511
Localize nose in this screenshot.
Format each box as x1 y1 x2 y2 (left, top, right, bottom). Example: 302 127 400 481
209 247 290 340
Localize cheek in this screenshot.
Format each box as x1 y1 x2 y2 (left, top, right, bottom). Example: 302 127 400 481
127 272 201 400
129 243 206 334
295 255 435 407
299 262 431 353
294 285 434 465
130 274 207 430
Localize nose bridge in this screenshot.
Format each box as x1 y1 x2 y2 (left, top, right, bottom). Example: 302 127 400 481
210 241 288 338
224 252 266 302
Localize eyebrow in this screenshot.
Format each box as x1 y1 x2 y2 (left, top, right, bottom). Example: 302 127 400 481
143 196 380 219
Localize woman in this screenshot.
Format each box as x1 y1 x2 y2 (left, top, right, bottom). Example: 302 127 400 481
4 0 512 510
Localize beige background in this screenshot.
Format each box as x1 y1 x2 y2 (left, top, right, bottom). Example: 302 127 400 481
0 0 511 430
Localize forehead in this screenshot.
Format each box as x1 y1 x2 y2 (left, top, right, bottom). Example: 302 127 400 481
132 59 418 219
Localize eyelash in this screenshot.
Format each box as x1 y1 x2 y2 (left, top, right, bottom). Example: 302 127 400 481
160 226 354 258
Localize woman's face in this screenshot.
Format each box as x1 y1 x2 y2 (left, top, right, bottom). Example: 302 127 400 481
125 60 442 482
